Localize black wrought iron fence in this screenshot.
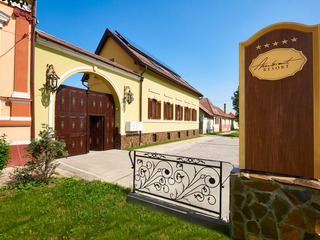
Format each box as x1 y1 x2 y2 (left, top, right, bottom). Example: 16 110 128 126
129 150 234 219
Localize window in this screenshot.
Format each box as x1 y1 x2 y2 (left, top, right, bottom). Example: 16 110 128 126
167 132 171 140
152 133 157 142
184 107 191 121
148 98 161 119
215 116 220 125
175 104 183 120
192 109 197 121
164 102 173 120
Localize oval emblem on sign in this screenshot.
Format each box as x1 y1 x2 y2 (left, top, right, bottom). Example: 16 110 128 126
249 48 307 80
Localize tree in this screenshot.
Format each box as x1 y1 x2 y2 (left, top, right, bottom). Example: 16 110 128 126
231 86 239 122
12 125 68 185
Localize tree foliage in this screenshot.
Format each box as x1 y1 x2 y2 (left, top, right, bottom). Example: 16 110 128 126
231 86 239 122
0 134 10 172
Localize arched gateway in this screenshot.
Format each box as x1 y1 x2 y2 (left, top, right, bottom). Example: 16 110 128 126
34 29 202 156
55 85 115 155
34 30 141 154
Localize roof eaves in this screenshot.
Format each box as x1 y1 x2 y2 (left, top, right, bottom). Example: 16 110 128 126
35 29 140 79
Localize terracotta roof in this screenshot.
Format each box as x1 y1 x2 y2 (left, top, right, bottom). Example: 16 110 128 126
95 29 203 97
35 29 140 78
200 98 235 119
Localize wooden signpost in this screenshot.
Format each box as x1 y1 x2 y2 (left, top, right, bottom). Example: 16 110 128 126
239 23 320 179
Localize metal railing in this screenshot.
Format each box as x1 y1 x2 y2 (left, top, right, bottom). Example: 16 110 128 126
129 150 234 219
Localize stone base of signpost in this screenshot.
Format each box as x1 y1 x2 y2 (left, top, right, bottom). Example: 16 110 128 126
229 169 320 240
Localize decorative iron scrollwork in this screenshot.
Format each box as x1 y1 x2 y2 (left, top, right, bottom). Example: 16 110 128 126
134 156 220 211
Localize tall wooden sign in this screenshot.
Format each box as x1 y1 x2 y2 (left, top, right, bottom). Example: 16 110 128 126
240 23 320 179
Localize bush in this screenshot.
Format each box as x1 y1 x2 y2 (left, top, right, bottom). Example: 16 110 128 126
0 134 10 172
12 125 68 185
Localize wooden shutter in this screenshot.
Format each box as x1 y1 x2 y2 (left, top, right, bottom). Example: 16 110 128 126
157 101 161 119
164 102 167 120
148 98 152 119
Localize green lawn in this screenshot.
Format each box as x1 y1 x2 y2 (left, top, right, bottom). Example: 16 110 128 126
0 178 230 240
209 131 239 138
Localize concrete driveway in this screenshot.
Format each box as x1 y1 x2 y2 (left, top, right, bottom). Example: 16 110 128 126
57 134 239 220
57 135 239 188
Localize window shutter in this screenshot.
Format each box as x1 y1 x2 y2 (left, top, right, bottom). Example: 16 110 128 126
164 102 167 120
148 98 152 119
157 101 161 119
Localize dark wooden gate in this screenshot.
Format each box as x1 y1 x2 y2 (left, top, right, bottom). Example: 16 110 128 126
55 85 115 155
89 116 104 151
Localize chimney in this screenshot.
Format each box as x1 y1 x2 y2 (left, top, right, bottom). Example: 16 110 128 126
224 103 226 113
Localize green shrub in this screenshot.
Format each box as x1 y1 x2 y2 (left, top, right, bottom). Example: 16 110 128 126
0 134 10 172
12 125 68 185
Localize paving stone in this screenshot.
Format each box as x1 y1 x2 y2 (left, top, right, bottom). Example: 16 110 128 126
260 211 278 239
285 210 307 229
280 225 301 240
272 195 291 222
244 180 280 192
254 192 271 204
250 202 268 221
247 220 260 235
283 187 312 205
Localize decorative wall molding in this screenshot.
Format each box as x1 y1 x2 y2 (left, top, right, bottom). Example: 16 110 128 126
164 93 173 99
12 91 30 99
0 10 10 28
13 7 33 21
149 89 160 95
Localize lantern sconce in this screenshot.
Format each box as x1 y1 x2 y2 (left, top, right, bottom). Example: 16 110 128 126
123 86 134 105
45 64 60 93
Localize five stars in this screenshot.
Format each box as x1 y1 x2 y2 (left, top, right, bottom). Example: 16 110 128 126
255 37 298 50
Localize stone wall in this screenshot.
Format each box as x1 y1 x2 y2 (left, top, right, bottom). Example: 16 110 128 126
116 129 199 149
230 169 320 240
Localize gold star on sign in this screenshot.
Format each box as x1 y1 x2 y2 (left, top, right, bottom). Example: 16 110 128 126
256 45 261 50
272 41 279 46
291 37 298 42
264 43 270 48
282 39 288 44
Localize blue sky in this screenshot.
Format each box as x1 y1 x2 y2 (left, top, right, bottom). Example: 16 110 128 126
36 0 320 113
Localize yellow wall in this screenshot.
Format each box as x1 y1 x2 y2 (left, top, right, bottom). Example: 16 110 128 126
98 36 200 133
141 71 199 133
35 31 200 140
34 42 141 135
99 38 139 72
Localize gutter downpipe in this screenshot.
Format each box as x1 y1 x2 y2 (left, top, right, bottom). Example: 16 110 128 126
30 0 37 139
139 66 147 145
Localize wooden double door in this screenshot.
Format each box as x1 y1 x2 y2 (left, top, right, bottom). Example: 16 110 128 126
55 85 115 156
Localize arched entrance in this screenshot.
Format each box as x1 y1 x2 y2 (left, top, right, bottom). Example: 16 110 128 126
55 85 115 155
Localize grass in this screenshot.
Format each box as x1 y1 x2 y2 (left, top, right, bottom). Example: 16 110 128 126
0 178 230 240
209 131 239 138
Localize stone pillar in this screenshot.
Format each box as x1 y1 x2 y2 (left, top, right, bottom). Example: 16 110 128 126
230 169 320 239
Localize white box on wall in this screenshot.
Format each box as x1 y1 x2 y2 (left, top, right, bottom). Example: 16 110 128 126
126 121 143 132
